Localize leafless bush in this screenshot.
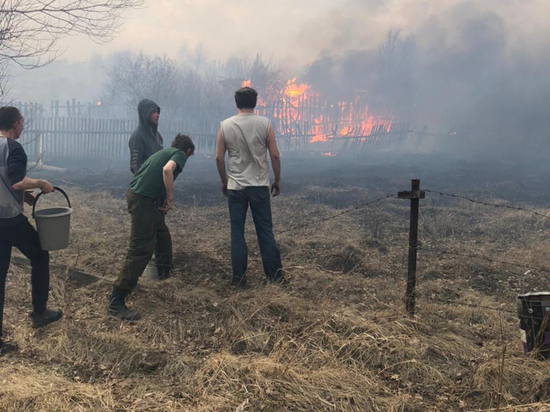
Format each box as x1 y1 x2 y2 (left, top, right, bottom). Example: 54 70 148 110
105 51 284 127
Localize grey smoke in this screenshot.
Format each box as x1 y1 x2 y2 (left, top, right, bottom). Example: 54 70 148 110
300 0 550 155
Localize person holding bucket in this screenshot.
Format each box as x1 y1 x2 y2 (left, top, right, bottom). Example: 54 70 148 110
0 106 63 355
108 134 195 321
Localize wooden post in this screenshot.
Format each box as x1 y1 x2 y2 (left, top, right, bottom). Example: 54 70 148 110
398 179 425 316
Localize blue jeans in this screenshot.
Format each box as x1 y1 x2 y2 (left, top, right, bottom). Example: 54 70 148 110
228 187 283 282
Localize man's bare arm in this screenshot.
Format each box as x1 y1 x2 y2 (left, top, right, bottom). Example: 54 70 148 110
161 160 177 213
12 177 54 193
215 128 228 196
266 124 281 196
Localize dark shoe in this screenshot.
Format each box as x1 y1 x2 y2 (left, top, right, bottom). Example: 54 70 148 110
229 277 248 289
0 341 17 355
107 304 141 321
271 276 289 286
31 308 63 328
107 287 141 321
157 266 171 281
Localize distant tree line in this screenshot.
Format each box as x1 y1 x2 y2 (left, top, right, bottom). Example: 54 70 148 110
104 49 284 120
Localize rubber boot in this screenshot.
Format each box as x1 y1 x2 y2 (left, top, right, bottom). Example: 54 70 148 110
107 287 140 321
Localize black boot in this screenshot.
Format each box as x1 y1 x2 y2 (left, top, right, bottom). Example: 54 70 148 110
156 265 171 281
107 287 140 321
30 308 63 328
229 277 248 289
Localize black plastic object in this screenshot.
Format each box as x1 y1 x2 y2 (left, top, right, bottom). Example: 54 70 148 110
32 186 72 219
517 292 550 359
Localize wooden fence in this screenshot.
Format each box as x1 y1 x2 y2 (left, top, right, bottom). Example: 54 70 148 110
19 117 218 160
12 95 415 159
18 116 412 160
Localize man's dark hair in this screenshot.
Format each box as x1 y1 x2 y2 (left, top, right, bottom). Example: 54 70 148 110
172 134 195 155
0 106 22 131
234 87 258 109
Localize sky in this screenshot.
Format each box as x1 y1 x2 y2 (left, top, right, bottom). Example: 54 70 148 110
55 0 550 65
9 0 550 154
59 0 342 65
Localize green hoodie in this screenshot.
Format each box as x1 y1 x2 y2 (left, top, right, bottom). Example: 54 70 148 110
128 99 164 174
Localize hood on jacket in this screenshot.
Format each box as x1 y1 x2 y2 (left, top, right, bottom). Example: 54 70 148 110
137 99 161 134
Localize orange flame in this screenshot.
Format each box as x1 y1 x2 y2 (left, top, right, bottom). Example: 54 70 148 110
238 77 392 146
309 116 327 143
284 78 309 97
310 135 327 143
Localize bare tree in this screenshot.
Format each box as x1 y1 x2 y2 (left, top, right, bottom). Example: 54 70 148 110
0 0 144 67
106 51 229 125
105 51 283 135
0 0 143 96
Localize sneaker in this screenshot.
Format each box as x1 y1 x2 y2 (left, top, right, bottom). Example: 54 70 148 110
229 277 248 289
31 308 63 328
0 341 17 355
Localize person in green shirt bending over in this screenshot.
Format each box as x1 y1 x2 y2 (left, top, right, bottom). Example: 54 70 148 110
108 134 195 320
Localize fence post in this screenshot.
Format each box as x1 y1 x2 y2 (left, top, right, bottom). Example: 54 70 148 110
398 179 425 316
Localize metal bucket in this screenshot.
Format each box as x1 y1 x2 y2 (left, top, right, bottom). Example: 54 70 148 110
517 292 550 359
32 187 72 251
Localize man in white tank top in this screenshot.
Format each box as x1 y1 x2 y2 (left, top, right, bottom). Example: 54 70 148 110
216 87 284 288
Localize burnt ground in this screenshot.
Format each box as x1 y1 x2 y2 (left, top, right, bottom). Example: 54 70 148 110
1 150 550 411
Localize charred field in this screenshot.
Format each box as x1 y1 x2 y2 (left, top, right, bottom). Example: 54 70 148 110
2 152 550 412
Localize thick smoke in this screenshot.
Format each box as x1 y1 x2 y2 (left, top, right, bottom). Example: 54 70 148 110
300 0 550 156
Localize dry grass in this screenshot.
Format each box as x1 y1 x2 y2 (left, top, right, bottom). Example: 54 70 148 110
2 167 550 411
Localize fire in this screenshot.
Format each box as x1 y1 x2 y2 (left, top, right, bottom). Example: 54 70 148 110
237 77 393 146
284 78 309 98
310 116 327 142
339 126 352 136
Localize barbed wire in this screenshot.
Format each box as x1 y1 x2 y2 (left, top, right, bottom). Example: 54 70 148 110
279 194 396 234
420 246 550 275
424 189 550 219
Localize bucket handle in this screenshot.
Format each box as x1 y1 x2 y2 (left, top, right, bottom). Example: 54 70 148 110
32 187 72 219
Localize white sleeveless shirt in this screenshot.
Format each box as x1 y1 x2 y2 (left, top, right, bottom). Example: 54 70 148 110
221 114 271 190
